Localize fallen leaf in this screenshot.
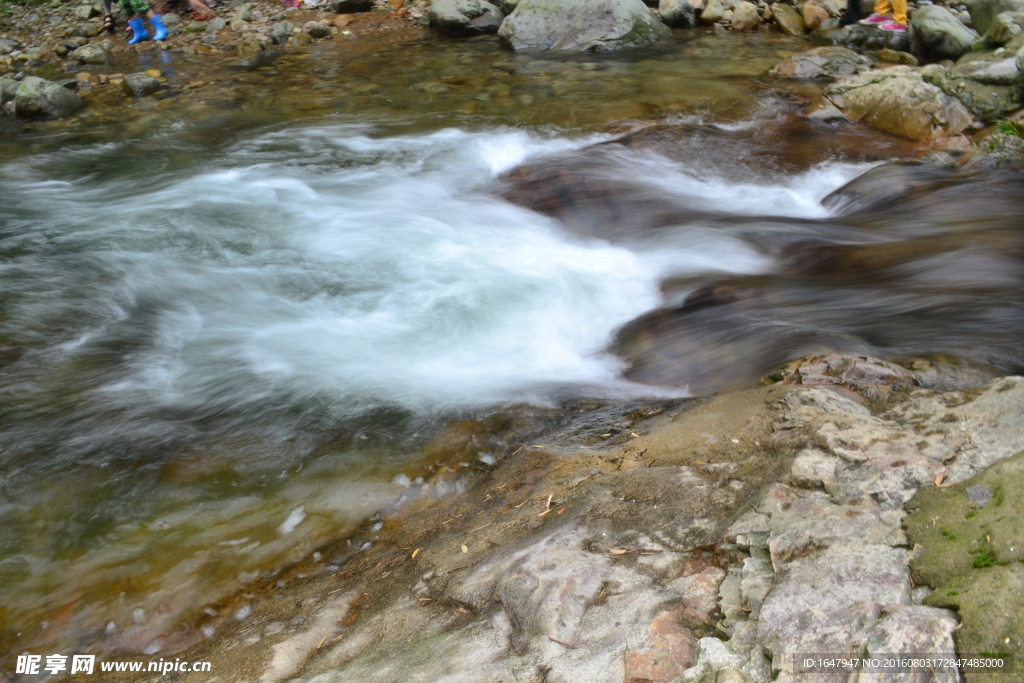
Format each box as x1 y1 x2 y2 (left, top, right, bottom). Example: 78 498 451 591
461 544 468 554
934 471 945 486
556 507 565 515
411 548 420 559
608 548 629 555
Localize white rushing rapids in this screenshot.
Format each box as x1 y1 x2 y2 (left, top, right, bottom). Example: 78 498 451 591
0 123 872 659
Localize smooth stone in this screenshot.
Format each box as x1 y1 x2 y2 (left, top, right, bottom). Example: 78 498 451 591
70 43 110 64
911 5 979 59
773 3 807 35
730 0 759 29
122 71 162 96
968 0 1024 35
498 0 671 51
700 0 724 23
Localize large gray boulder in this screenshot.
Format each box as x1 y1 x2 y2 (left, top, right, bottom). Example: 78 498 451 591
921 62 1022 119
498 0 671 51
769 46 873 80
13 76 85 119
911 5 979 59
1018 43 1024 71
968 0 1024 35
823 66 973 140
659 0 696 27
428 0 504 35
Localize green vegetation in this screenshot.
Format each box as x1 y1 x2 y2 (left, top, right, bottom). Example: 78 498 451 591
997 118 1024 138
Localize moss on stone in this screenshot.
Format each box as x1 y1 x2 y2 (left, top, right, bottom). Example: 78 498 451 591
905 451 1024 682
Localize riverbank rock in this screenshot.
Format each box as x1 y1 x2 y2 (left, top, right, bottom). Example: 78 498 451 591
428 0 503 35
731 1 760 30
12 76 84 119
659 0 697 27
968 0 1024 35
773 3 807 34
769 46 873 80
922 63 1023 119
160 370 1024 683
122 72 162 97
824 67 973 140
911 5 979 59
497 0 671 51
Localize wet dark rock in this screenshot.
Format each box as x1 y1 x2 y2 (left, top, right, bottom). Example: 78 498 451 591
428 0 503 35
968 0 1024 35
329 0 374 11
228 49 283 70
659 0 697 27
911 5 979 59
70 43 111 65
12 76 85 118
821 162 961 214
498 0 671 51
122 72 162 96
769 46 873 81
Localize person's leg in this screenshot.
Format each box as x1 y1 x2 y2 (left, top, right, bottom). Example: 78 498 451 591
123 0 150 43
889 0 907 25
860 0 892 23
145 8 169 40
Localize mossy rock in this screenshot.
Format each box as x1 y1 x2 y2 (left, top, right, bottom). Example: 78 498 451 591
905 451 1024 682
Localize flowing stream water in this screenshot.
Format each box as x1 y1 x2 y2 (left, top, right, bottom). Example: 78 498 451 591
2 30 1023 665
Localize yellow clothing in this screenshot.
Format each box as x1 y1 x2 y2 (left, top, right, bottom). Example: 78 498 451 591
873 0 907 25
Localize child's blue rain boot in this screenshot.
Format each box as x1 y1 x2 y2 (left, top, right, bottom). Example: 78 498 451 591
149 13 168 41
127 17 149 44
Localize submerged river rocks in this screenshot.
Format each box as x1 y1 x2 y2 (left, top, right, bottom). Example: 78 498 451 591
155 364 1024 683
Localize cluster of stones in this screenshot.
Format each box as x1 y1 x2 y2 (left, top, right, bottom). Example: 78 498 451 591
0 0 429 118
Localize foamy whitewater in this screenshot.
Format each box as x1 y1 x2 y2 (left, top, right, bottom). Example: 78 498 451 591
0 125 871 656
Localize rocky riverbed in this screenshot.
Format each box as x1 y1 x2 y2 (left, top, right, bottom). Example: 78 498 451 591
84 355 1021 683
3 0 1024 680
